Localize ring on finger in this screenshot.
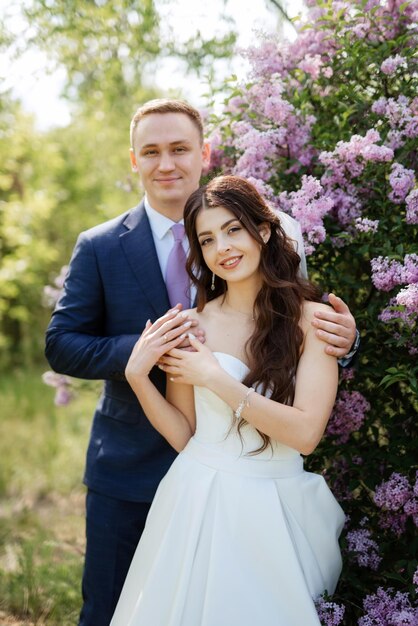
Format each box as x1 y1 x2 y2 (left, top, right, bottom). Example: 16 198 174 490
162 333 168 342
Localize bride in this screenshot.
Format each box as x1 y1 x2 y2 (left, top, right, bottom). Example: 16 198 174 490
110 175 345 626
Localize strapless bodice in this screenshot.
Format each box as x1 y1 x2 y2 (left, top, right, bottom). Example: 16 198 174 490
192 352 301 461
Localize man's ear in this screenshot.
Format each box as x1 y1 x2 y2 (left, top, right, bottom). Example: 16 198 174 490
259 222 271 243
130 148 138 172
201 141 211 170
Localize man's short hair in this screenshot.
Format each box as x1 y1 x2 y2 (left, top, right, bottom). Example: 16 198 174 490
130 99 204 148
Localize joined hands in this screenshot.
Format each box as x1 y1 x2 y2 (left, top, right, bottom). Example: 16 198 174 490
125 305 206 383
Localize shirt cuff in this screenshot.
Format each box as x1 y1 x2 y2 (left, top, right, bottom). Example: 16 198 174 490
338 329 361 368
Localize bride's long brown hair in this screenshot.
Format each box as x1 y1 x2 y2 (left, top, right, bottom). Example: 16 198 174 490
184 175 322 454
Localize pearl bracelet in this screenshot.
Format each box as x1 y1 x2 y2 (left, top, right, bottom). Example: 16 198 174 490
234 387 254 420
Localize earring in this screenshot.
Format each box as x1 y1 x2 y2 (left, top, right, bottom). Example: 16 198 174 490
211 273 215 291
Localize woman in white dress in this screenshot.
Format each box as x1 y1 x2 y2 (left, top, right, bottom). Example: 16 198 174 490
110 175 345 626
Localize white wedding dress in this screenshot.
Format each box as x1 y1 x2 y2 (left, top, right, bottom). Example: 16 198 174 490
111 352 345 626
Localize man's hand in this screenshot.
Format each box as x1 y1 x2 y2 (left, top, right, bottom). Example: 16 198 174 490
126 308 193 380
312 293 357 358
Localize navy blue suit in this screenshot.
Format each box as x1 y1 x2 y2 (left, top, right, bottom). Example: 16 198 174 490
45 201 177 624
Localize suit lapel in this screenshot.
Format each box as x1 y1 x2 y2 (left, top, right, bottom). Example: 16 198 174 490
120 201 171 318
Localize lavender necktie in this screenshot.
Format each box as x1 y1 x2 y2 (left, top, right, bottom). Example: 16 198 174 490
165 223 190 309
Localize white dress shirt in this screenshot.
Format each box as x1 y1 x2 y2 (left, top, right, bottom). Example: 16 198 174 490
144 197 189 280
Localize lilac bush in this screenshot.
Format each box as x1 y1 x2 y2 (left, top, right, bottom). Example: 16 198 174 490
209 0 418 622
358 587 418 626
326 391 370 444
315 594 346 626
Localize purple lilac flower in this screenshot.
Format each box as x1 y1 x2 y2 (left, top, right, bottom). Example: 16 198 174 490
371 95 418 150
315 595 345 626
386 129 406 151
42 371 73 407
391 610 418 625
370 257 403 291
380 54 407 75
404 498 418 526
413 566 418 592
388 163 415 204
42 371 71 389
402 254 418 284
372 97 388 115
231 120 253 138
351 19 371 39
393 305 418 353
264 94 293 125
225 95 246 115
299 54 324 80
377 509 409 536
355 217 379 233
284 175 334 255
326 390 370 444
358 587 418 626
235 77 316 170
385 96 415 130
319 129 393 189
232 121 295 182
208 130 225 171
379 298 416 329
346 527 382 570
374 473 412 510
396 284 418 314
243 37 286 79
405 189 418 224
328 187 362 225
54 385 73 407
340 367 355 381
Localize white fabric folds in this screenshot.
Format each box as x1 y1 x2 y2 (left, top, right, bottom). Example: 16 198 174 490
111 352 345 626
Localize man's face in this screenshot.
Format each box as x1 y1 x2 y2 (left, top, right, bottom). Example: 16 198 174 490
130 112 210 218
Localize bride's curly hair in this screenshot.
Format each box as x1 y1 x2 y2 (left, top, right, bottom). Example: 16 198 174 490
183 175 322 454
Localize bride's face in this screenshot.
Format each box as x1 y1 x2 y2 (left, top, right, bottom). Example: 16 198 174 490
195 205 266 285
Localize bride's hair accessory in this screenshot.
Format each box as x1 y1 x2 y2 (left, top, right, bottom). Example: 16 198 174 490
234 387 254 420
211 273 216 291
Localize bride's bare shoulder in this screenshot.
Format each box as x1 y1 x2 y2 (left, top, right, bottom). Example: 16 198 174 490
181 307 211 326
184 299 222 319
300 299 331 332
181 307 199 320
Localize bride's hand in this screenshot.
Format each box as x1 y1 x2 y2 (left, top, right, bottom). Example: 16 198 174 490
158 334 222 387
125 309 195 381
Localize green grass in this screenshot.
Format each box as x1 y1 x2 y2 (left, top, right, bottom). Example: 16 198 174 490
0 367 99 625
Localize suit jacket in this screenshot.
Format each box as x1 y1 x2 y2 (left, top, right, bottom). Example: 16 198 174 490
45 201 178 501
45 201 307 502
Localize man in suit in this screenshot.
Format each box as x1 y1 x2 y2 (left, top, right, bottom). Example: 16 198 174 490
45 98 357 626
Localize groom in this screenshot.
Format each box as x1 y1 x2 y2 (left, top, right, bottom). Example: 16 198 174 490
45 98 358 626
